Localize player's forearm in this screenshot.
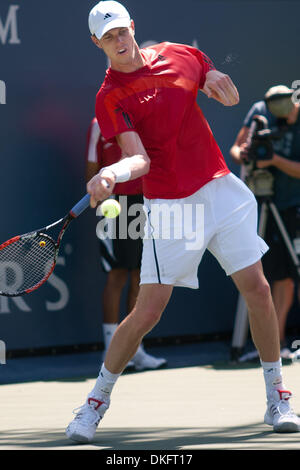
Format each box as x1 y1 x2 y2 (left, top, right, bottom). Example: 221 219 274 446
272 154 300 178
87 154 149 208
100 154 150 183
118 154 150 180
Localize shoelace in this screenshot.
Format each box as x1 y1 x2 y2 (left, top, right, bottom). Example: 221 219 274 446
270 394 295 418
276 400 295 418
72 404 101 426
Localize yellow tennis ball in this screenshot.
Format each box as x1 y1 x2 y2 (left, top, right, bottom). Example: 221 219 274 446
39 241 46 247
100 199 121 219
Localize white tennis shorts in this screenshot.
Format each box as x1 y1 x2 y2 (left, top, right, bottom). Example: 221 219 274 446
140 172 269 289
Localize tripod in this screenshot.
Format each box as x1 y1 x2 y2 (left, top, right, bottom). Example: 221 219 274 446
230 194 300 361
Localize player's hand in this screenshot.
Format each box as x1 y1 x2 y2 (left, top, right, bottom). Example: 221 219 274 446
87 170 115 208
203 70 239 106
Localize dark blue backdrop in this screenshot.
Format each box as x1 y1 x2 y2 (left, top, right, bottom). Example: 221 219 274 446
0 0 299 352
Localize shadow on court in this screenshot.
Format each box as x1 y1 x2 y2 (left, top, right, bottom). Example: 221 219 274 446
0 424 295 450
2 342 300 451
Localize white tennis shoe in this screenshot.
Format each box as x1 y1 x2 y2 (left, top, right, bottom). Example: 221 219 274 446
66 396 109 443
131 346 167 371
264 390 300 432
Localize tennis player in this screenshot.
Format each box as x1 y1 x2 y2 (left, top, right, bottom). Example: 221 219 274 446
66 1 299 442
86 117 167 371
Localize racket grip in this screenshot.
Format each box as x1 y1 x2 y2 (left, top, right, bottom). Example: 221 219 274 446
70 194 91 218
70 181 110 218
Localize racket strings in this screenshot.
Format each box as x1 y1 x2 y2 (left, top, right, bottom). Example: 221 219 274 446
0 234 56 295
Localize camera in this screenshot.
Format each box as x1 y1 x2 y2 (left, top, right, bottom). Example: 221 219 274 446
247 115 287 163
243 115 288 197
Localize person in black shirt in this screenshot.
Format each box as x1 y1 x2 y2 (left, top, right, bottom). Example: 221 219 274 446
231 85 300 359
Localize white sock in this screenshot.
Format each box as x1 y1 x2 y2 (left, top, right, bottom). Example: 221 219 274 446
261 359 285 399
102 323 118 352
91 363 121 402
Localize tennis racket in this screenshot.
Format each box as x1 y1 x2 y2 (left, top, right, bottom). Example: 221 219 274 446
0 193 92 297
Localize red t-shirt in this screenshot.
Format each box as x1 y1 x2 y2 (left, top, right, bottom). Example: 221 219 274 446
96 42 230 199
85 117 143 195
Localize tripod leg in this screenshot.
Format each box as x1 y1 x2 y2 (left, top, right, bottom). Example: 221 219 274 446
230 202 269 360
230 295 249 361
258 201 269 238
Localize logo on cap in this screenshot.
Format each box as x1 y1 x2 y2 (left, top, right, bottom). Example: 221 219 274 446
104 13 112 20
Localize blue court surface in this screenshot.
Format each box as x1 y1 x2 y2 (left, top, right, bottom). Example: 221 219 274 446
0 340 233 385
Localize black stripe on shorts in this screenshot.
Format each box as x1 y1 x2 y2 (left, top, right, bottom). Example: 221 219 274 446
148 209 161 284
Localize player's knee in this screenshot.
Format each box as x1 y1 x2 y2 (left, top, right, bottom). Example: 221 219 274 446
133 309 162 336
247 278 272 310
253 276 270 296
256 280 271 305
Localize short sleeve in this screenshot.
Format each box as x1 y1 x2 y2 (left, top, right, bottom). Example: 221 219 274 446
191 48 216 89
96 89 136 141
170 44 216 91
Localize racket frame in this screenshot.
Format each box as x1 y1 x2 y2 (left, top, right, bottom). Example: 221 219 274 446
0 213 75 296
0 192 101 296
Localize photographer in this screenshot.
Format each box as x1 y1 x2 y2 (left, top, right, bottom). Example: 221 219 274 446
230 85 300 359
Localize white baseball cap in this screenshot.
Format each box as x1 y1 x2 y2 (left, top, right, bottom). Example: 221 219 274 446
264 85 293 101
88 1 131 40
264 85 294 118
